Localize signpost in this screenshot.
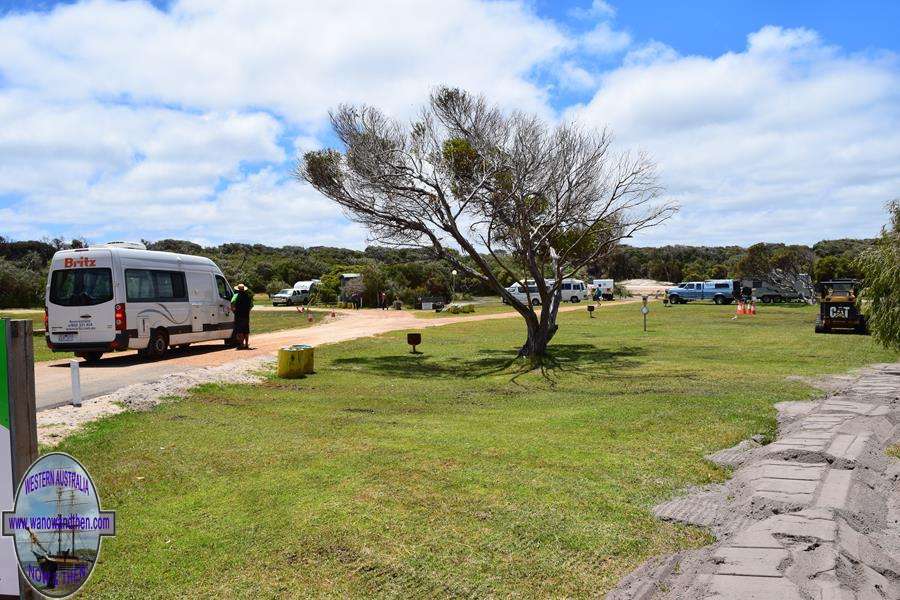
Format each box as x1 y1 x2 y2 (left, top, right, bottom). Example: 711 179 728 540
641 296 650 332
0 320 19 599
1 319 38 600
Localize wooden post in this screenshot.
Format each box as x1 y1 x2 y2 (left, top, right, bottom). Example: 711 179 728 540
6 320 37 482
2 319 38 600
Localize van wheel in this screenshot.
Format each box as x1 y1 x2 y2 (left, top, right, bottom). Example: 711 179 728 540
713 296 723 305
531 298 540 307
669 295 679 304
762 296 772 304
570 296 580 303
147 330 168 359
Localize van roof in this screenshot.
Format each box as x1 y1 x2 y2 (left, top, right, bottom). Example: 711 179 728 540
52 246 218 267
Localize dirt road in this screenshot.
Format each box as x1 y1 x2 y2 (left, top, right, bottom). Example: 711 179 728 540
34 301 636 410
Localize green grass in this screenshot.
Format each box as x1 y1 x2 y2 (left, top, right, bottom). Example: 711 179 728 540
56 304 896 598
249 309 327 334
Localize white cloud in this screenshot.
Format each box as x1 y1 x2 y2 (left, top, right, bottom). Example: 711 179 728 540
623 41 678 66
581 22 632 55
557 61 597 90
568 26 900 245
0 0 567 122
570 0 616 19
0 2 897 250
0 0 569 245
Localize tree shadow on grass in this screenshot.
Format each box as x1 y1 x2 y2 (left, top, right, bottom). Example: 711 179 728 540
331 343 646 385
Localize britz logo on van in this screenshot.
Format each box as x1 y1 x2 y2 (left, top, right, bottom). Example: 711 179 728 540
63 257 97 268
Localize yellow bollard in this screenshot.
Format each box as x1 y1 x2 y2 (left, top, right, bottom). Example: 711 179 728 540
277 344 315 378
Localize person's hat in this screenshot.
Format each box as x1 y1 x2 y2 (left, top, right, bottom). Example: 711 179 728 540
235 284 247 291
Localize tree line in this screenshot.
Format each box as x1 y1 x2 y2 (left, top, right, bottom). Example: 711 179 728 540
0 235 874 309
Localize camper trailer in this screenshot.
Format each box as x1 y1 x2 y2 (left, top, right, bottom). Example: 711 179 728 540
44 242 235 361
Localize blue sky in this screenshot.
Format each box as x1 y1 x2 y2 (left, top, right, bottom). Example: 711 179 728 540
0 0 898 248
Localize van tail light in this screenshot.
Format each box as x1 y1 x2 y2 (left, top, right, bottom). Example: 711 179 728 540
44 307 49 331
115 303 126 331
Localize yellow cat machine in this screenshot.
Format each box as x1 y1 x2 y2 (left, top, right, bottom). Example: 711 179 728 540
814 279 868 334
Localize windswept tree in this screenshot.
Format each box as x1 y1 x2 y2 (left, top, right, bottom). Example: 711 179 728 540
857 201 900 350
298 88 675 360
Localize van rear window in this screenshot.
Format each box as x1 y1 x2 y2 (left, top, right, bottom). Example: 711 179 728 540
50 268 113 306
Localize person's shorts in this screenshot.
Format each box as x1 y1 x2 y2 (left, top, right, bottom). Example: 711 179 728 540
233 316 250 335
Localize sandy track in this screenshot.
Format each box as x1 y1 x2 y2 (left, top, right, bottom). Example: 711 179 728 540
34 299 639 411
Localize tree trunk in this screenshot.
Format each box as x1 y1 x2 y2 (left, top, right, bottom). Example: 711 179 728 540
518 305 560 362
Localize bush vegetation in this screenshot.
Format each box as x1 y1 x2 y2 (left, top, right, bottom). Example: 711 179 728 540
0 235 877 309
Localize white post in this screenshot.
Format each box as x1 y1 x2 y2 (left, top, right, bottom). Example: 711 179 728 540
70 359 82 407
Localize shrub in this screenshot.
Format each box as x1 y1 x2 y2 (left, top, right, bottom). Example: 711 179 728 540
0 259 44 308
266 280 289 296
857 201 900 350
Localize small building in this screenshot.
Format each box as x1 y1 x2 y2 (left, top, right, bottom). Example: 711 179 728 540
339 273 362 302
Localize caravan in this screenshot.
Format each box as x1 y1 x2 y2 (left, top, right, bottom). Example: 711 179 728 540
45 243 236 362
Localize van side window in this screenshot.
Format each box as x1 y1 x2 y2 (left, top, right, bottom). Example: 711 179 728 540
714 283 729 289
125 269 155 301
125 269 188 302
562 283 572 290
215 276 232 301
154 272 188 301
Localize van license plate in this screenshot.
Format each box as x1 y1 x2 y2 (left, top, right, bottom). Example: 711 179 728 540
57 333 76 342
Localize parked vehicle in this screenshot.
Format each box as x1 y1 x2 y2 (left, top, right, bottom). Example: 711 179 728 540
45 242 235 362
592 279 615 301
271 288 305 306
666 280 739 305
741 278 802 303
272 280 318 306
815 279 867 334
504 278 589 305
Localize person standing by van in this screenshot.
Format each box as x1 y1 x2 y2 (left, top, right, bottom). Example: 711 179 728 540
231 283 254 349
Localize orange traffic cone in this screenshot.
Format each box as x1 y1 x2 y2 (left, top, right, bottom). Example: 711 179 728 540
750 301 757 315
736 301 744 315
300 305 305 313
331 309 336 318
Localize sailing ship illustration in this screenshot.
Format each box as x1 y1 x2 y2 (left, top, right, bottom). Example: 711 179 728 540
24 487 94 591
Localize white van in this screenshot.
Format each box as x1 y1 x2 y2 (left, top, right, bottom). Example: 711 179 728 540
45 243 235 361
504 278 589 305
